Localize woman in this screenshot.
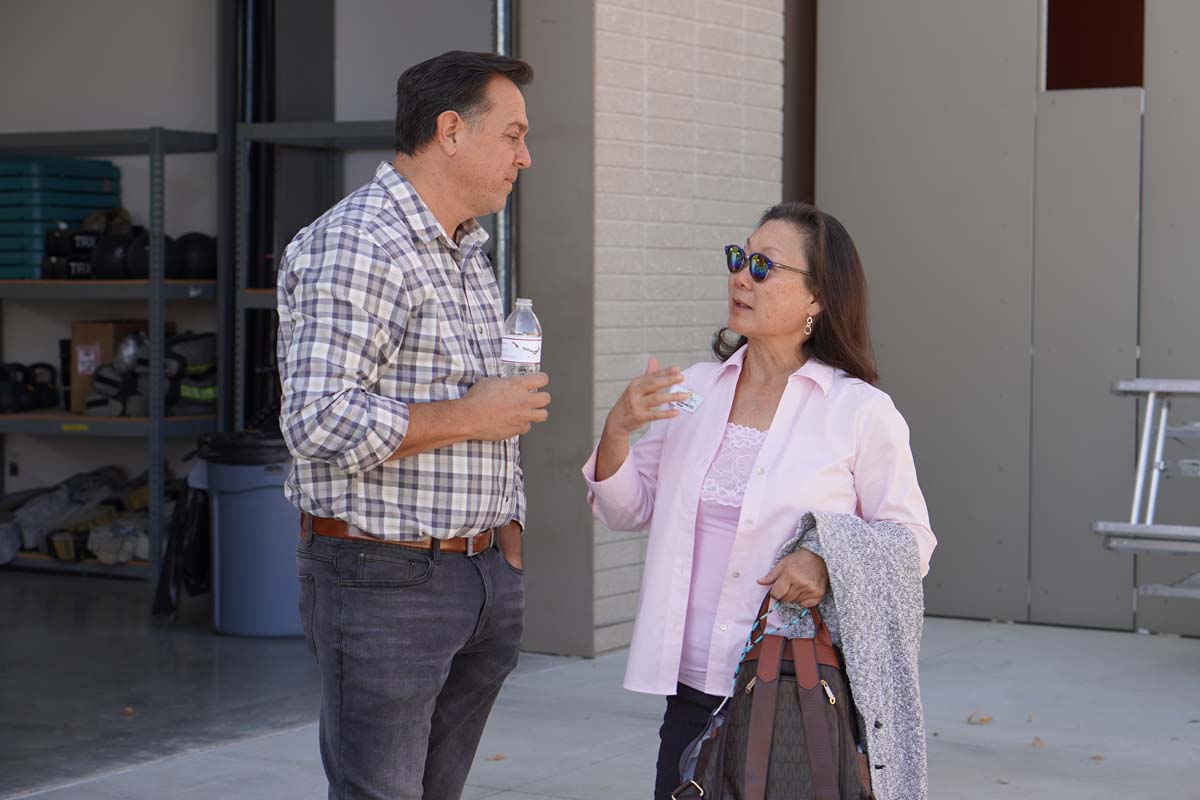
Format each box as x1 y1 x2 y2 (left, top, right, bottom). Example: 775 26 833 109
582 202 936 799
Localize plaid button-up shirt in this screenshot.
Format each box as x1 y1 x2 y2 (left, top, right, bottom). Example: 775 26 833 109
276 162 524 540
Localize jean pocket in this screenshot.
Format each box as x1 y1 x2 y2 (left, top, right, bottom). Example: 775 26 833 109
339 550 436 589
297 574 318 662
296 547 334 564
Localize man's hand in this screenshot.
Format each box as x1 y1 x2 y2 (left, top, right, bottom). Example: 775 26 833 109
497 520 523 571
757 550 828 607
462 373 551 441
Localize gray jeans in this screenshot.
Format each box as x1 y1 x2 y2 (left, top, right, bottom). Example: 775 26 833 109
296 530 524 799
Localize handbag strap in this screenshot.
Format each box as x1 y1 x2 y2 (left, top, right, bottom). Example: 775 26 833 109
794 637 840 800
810 605 834 647
748 594 773 643
723 590 831 707
744 633 785 800
742 594 840 800
751 592 833 645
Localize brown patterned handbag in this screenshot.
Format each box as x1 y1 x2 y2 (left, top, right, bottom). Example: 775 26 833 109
672 599 875 800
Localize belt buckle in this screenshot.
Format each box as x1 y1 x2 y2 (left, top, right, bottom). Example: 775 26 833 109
465 529 490 557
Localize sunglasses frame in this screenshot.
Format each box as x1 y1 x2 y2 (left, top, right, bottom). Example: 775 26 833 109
724 244 811 282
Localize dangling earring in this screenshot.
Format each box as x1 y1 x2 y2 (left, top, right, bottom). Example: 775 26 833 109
804 316 814 336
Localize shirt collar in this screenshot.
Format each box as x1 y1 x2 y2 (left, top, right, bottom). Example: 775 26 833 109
717 344 835 396
375 161 491 258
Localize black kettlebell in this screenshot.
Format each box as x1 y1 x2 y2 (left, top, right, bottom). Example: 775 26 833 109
27 363 58 409
91 232 133 279
175 232 217 280
126 230 181 279
0 364 20 413
0 364 38 412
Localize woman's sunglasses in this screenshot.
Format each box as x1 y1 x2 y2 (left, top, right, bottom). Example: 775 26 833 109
724 244 810 282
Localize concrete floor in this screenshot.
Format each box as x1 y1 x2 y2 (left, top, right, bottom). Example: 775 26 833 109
3 572 1199 799
0 571 320 797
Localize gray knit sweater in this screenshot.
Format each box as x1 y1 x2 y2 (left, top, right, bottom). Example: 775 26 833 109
774 511 927 800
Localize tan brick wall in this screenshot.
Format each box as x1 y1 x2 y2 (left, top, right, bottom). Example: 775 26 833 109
592 0 785 653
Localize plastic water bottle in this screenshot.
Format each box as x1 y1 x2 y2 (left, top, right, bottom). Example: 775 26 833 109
500 298 542 376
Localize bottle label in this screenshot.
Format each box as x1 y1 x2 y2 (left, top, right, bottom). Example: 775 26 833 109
501 335 542 364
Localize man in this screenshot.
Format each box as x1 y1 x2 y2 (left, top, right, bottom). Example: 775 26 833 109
276 51 547 799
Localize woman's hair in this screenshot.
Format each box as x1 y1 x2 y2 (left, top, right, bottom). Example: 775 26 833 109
712 201 879 385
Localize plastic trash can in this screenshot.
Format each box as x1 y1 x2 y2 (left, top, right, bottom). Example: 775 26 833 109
201 432 299 637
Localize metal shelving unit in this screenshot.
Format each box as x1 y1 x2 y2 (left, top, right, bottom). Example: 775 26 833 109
0 128 215 158
237 121 393 149
239 287 276 310
0 280 215 301
233 120 392 428
0 412 215 438
0 127 220 581
11 551 152 580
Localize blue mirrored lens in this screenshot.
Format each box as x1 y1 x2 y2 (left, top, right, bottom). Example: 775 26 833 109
749 253 770 281
725 246 745 272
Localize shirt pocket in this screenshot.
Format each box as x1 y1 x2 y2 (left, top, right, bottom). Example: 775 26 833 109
399 292 475 399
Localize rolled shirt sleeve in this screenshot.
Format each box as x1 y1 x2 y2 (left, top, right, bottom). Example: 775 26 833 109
278 224 411 476
582 417 670 533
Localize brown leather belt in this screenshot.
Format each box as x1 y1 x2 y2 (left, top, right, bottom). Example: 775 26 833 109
300 513 495 556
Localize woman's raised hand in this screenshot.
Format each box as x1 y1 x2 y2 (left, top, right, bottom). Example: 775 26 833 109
603 357 691 438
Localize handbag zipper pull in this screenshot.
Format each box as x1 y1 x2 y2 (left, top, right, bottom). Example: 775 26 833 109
820 679 837 705
744 677 757 694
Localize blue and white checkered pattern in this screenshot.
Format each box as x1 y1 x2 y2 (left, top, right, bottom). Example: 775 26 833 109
277 162 524 540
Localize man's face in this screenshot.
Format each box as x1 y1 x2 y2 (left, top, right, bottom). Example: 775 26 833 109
455 76 532 216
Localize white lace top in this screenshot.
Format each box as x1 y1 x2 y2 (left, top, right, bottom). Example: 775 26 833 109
679 422 768 691
699 423 768 507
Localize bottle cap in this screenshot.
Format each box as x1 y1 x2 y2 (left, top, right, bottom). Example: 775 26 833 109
516 297 532 305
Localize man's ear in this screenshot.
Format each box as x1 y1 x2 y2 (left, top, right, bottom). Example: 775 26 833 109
435 110 463 156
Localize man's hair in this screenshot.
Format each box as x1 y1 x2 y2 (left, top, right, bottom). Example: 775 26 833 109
394 50 533 156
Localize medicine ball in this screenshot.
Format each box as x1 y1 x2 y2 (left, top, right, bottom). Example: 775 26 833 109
126 230 180 279
175 233 217 280
91 233 133 279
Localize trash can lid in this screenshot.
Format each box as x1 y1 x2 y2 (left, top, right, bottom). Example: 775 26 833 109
198 431 291 466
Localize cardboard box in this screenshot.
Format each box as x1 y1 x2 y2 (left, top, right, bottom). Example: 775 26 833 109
69 320 174 414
